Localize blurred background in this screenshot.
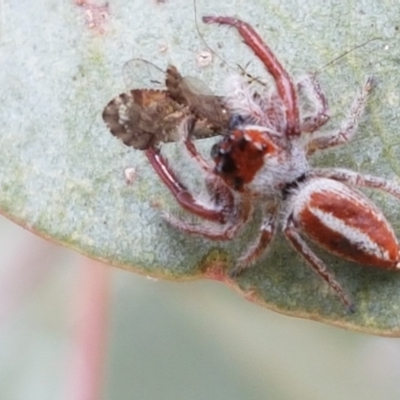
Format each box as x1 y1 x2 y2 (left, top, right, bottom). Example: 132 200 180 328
2 215 400 400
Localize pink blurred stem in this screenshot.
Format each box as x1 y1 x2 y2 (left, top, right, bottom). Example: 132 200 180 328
65 258 110 400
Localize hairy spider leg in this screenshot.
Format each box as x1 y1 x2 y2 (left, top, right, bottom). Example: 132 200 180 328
311 168 400 203
296 74 330 133
307 77 375 154
233 204 278 274
283 215 354 311
145 147 233 223
163 195 253 240
202 15 300 137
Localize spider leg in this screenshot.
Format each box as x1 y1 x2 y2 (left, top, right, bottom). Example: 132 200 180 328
173 114 215 174
145 147 232 223
179 116 236 212
307 76 375 154
232 204 278 275
145 113 235 223
283 215 354 311
310 168 400 201
297 74 330 133
202 16 300 137
163 195 252 240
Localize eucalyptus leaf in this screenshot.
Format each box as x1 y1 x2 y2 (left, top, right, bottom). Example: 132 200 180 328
1 0 400 335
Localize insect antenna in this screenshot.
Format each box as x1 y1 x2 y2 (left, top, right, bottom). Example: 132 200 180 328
313 37 381 76
193 0 237 73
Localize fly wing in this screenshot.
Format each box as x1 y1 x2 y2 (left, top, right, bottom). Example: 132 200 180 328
123 58 166 90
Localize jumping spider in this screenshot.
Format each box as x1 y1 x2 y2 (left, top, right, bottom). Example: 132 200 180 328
144 16 400 310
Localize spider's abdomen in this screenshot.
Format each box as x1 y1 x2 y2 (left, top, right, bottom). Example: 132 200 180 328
290 178 400 269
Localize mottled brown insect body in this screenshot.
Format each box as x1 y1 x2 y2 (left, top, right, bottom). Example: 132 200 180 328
103 64 230 149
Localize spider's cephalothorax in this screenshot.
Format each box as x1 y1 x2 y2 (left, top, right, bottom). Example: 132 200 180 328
211 127 308 196
144 16 400 310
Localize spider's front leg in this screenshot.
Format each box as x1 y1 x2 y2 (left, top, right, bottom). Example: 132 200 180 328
180 116 215 175
202 15 300 137
145 145 233 224
145 113 235 224
306 76 375 154
148 117 251 239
